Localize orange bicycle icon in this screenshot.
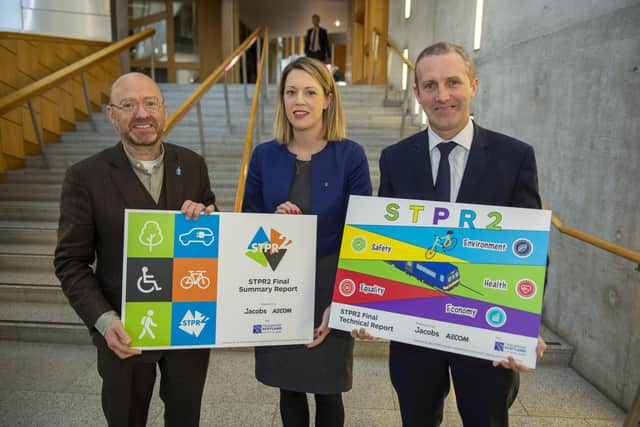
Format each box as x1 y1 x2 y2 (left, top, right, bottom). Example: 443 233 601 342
180 270 211 289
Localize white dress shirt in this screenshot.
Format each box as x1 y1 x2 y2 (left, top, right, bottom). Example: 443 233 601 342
427 119 474 202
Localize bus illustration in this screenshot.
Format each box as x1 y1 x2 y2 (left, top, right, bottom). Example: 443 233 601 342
388 260 461 291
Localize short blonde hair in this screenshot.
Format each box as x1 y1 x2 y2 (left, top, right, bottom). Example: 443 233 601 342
273 57 345 144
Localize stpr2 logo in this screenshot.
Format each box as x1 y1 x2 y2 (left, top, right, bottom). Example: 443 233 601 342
245 226 292 271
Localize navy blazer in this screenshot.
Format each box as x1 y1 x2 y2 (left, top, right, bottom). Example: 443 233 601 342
304 26 331 61
243 139 372 257
379 123 541 209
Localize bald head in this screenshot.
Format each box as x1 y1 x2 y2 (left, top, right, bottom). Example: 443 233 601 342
109 72 163 105
106 72 167 160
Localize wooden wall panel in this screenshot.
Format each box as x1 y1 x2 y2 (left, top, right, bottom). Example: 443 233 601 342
0 47 17 96
0 32 124 175
0 117 25 158
40 91 61 141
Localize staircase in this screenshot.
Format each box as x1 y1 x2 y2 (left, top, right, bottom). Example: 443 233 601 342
0 83 572 365
0 84 415 344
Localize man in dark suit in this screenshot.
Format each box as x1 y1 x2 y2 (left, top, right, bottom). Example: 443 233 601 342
54 72 216 427
376 42 546 426
305 14 331 63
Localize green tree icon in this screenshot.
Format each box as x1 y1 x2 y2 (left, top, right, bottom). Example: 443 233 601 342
138 221 164 252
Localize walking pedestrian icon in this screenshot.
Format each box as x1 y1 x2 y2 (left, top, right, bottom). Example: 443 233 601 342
138 309 158 339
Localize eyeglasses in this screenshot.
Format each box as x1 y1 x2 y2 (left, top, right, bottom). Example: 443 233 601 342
108 97 163 113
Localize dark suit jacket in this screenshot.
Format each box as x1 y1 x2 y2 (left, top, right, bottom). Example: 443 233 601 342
379 123 541 209
54 142 216 329
305 26 330 62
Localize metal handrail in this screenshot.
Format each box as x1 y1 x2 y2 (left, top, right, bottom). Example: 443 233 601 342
233 28 269 212
163 27 262 135
0 28 155 115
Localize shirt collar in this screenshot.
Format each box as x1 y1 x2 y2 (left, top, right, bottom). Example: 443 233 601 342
122 142 164 172
427 119 474 152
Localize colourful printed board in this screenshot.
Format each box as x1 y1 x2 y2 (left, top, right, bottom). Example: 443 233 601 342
329 196 551 368
122 210 317 349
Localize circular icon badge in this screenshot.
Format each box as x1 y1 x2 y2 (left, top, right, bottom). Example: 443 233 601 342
351 236 367 253
516 279 537 299
512 238 533 258
338 278 356 297
485 307 507 328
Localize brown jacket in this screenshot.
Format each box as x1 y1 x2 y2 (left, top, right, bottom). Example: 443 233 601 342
54 142 216 329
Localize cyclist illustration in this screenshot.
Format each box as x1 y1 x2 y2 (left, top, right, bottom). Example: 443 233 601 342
136 266 162 293
180 270 211 289
425 230 457 259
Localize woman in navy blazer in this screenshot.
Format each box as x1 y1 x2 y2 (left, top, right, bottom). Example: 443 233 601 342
242 57 371 426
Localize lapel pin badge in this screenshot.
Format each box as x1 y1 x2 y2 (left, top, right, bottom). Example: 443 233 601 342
176 166 182 176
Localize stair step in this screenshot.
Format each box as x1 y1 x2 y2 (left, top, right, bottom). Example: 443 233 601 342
0 226 57 254
0 253 57 285
0 201 61 222
0 301 82 324
0 321 90 344
0 284 66 303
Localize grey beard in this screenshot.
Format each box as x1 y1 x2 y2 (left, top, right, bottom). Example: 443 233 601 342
121 130 162 147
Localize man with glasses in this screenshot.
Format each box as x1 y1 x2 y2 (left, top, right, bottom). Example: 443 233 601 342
54 72 216 426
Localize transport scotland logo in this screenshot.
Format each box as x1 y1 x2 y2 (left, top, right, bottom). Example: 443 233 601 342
246 226 293 270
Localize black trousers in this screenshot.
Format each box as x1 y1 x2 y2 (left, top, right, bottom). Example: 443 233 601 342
306 50 327 62
389 341 519 427
93 333 210 427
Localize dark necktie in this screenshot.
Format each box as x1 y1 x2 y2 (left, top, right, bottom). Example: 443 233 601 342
434 142 456 202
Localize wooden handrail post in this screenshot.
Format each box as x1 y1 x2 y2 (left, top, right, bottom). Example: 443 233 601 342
196 99 205 156
223 71 231 128
80 72 96 131
257 36 264 132
27 100 49 169
264 38 270 99
370 31 379 84
242 52 248 102
384 45 392 102
150 36 156 81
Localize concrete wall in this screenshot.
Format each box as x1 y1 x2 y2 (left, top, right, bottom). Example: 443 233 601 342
388 0 640 410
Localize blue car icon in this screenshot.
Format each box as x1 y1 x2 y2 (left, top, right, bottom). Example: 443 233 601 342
178 227 215 246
